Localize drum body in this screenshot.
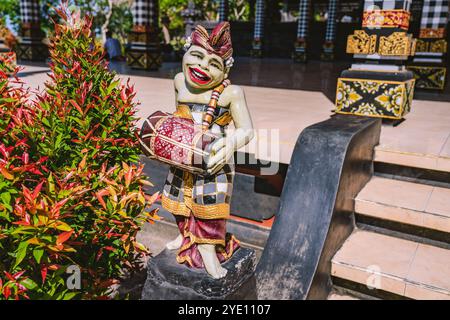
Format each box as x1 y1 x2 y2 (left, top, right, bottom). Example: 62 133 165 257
140 111 220 175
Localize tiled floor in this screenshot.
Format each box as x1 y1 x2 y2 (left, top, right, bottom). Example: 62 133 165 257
375 99 450 172
16 63 450 171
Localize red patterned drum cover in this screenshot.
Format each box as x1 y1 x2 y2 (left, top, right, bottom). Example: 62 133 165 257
139 111 219 174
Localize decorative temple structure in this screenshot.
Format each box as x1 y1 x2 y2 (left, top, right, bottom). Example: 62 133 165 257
251 0 265 57
408 0 449 90
0 25 17 74
321 0 339 61
293 0 311 62
126 0 162 70
218 0 229 22
16 0 48 61
335 0 416 120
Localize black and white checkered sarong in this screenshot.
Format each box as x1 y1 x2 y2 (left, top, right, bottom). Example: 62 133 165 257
19 0 40 23
131 0 158 26
163 163 234 208
364 0 412 11
420 0 449 30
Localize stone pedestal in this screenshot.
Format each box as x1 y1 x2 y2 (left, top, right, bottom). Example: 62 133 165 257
293 0 311 63
321 42 335 61
128 0 161 70
334 0 416 120
408 64 447 90
293 38 307 63
141 247 256 300
16 23 48 61
126 26 162 70
408 0 448 90
335 69 415 120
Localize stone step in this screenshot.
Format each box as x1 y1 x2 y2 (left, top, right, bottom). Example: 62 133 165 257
374 99 450 174
355 176 450 235
374 146 450 174
327 292 360 300
331 230 450 300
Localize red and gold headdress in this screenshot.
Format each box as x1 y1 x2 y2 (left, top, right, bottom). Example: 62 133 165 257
186 22 234 67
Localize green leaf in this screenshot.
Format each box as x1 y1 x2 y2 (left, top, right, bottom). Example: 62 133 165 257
54 221 72 231
54 133 64 149
14 241 29 268
42 117 51 128
33 248 44 264
1 192 11 205
48 173 55 195
21 278 38 290
107 80 119 95
62 292 79 300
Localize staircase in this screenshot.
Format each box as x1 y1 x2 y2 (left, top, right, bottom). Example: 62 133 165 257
328 167 450 299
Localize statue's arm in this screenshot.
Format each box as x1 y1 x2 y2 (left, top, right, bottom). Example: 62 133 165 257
173 72 184 105
207 85 254 173
226 85 254 150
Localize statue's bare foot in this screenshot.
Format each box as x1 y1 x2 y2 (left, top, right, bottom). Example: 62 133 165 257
198 244 228 279
166 234 183 250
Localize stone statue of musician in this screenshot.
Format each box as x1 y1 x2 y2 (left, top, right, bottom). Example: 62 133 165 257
162 22 254 279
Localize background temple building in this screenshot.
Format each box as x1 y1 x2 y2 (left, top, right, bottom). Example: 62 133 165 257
7 1 448 60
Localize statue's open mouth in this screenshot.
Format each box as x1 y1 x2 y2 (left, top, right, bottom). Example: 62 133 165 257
189 67 211 85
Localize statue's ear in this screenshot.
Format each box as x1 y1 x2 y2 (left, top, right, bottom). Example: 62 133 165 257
224 68 230 79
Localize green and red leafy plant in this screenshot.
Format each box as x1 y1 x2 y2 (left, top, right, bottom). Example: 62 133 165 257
0 4 158 299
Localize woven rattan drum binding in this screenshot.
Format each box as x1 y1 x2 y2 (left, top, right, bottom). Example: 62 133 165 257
139 79 231 175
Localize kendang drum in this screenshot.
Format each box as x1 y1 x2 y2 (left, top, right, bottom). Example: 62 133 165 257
139 111 219 175
139 79 231 175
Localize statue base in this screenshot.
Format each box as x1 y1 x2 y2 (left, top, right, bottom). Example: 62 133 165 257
141 247 256 300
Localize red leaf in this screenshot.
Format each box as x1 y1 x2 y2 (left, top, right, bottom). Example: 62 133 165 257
31 181 44 201
25 213 31 225
22 186 32 202
21 152 29 165
0 144 9 158
13 270 26 280
69 100 83 114
41 266 47 284
12 220 31 226
0 166 14 180
3 286 11 299
47 264 60 271
4 272 15 282
98 279 119 289
96 248 103 261
37 156 48 164
120 88 127 101
57 231 73 245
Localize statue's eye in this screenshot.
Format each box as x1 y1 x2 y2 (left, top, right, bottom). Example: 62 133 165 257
210 63 222 70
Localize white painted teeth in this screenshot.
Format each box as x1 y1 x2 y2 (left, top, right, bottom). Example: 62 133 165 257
192 69 208 81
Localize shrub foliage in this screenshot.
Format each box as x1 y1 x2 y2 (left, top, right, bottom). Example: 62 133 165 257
0 5 157 300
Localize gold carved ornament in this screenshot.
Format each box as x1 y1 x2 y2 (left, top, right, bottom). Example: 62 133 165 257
429 39 448 53
420 28 446 39
379 32 415 56
346 30 377 54
415 39 428 52
363 10 410 30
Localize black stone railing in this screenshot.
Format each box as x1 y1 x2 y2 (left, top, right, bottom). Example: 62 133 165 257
245 115 381 299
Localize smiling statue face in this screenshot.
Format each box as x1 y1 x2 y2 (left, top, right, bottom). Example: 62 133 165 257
182 45 228 90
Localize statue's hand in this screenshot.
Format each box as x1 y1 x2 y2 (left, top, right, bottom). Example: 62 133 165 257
206 137 234 174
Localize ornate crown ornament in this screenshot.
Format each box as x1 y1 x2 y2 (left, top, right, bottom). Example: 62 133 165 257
184 22 234 68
